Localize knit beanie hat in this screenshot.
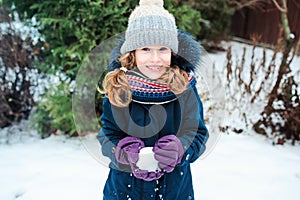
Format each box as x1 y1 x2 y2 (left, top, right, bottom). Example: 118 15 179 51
120 0 178 54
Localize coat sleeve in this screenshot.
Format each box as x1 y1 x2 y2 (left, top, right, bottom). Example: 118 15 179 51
177 85 209 165
96 97 127 169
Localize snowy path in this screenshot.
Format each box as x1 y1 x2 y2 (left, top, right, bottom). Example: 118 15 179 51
1 131 300 200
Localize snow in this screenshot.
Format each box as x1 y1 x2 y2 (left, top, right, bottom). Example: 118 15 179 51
195 133 300 200
136 147 159 172
1 122 300 200
1 41 300 200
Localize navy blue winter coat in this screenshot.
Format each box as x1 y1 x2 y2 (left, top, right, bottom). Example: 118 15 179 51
97 30 209 200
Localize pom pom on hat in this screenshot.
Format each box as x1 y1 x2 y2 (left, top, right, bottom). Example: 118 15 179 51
139 0 163 7
120 0 178 54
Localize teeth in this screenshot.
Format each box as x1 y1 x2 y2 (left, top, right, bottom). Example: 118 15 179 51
147 65 162 70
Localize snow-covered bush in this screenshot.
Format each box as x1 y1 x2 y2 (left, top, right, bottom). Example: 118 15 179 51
0 5 39 128
254 53 300 144
224 38 300 144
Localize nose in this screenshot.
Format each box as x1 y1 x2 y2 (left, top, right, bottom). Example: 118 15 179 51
150 50 160 62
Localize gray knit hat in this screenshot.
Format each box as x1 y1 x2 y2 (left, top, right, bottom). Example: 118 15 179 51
120 0 178 54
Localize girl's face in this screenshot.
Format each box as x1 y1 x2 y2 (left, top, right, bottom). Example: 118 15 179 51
135 45 171 79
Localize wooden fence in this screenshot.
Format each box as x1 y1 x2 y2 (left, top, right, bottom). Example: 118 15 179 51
231 0 300 45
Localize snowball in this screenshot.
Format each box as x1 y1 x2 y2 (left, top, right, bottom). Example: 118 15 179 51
136 147 160 172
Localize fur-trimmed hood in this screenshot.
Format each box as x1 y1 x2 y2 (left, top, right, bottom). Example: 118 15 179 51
107 29 202 73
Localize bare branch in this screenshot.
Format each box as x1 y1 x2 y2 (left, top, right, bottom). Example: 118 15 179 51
271 0 287 13
229 0 266 10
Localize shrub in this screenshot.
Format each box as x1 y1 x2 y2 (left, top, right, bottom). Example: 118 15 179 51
224 36 300 144
186 0 235 43
0 5 38 128
253 38 300 145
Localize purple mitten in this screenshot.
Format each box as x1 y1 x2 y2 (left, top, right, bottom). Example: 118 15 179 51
153 135 184 173
115 137 145 165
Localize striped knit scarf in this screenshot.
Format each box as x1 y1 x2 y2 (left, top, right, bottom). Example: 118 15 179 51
126 70 170 94
125 68 195 105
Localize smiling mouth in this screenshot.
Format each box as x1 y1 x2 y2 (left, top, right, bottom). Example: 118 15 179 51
146 65 164 71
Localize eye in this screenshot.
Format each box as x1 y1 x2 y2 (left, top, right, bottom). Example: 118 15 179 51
141 47 150 52
159 47 171 53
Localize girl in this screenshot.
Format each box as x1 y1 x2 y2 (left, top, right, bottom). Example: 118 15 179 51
97 0 209 199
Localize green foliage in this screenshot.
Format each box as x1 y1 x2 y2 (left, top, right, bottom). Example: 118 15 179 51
31 83 76 137
4 0 137 76
3 0 138 136
165 1 202 37
29 103 54 139
190 0 235 42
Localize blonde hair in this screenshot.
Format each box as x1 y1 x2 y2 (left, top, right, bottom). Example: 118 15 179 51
101 52 189 107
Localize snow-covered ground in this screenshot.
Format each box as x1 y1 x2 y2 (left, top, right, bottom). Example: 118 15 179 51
1 41 300 200
1 121 300 200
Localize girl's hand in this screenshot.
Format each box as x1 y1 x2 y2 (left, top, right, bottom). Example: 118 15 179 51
153 135 184 173
115 137 145 165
